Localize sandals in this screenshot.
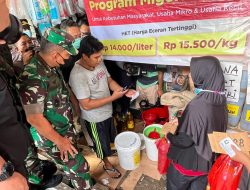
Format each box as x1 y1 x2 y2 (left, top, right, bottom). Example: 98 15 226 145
103 165 122 179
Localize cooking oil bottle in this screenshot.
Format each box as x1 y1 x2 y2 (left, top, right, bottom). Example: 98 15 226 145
127 111 134 131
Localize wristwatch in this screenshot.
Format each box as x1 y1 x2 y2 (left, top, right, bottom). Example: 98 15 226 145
0 161 14 181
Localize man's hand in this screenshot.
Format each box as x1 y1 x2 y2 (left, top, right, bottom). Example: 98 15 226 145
56 136 78 162
157 89 164 97
111 89 128 100
125 89 136 98
22 51 33 65
0 40 6 44
0 172 28 190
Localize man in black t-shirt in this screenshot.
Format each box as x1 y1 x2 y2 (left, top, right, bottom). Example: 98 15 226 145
0 1 61 189
0 2 29 189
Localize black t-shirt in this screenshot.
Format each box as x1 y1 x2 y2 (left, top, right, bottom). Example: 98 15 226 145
0 45 30 177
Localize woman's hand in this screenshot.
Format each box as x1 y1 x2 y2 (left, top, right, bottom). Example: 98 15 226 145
169 117 178 126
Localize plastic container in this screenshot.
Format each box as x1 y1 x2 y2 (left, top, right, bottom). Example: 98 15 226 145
227 92 246 127
240 103 250 132
115 132 141 170
26 0 45 25
143 124 164 161
142 106 169 126
240 70 248 89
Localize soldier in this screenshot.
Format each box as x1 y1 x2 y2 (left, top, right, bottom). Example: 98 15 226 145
59 19 82 83
10 32 63 190
18 28 92 190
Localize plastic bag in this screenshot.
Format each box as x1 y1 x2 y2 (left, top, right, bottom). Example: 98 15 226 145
155 138 170 174
208 154 243 190
65 0 76 16
57 0 69 19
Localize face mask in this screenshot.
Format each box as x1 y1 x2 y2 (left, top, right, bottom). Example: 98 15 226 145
194 88 203 95
194 88 225 95
0 14 23 44
72 38 81 49
63 57 71 66
23 30 32 37
56 53 68 66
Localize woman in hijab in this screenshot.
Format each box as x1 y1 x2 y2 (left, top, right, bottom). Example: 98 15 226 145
166 56 228 190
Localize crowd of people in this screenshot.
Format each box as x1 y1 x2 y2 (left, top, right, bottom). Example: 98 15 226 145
0 0 249 190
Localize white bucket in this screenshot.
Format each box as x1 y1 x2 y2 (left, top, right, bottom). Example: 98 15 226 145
115 131 141 170
143 124 163 161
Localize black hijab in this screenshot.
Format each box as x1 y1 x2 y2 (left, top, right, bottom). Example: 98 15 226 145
191 56 226 105
178 56 227 162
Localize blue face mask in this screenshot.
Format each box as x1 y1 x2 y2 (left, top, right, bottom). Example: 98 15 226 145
194 88 225 95
23 30 32 37
72 38 81 49
194 88 203 95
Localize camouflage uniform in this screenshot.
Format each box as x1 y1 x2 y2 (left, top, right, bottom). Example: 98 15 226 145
18 53 92 189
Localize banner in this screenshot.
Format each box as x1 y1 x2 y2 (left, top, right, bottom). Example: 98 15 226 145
84 0 250 65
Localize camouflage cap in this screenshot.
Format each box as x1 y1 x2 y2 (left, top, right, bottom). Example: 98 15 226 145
44 28 78 55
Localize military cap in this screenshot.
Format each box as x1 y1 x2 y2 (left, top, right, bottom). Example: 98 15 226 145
44 28 78 55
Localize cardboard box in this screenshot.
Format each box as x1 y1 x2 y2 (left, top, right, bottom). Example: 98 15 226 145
208 131 250 155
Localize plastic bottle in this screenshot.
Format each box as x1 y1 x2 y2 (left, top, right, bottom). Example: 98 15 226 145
48 0 61 25
38 22 52 36
127 111 134 131
25 0 48 26
227 92 246 127
114 113 123 134
121 114 127 131
37 0 50 16
240 104 250 132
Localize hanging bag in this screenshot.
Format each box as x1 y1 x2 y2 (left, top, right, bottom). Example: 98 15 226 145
208 154 243 190
155 138 170 174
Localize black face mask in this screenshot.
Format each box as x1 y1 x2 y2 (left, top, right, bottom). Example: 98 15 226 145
63 54 81 67
0 14 23 44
